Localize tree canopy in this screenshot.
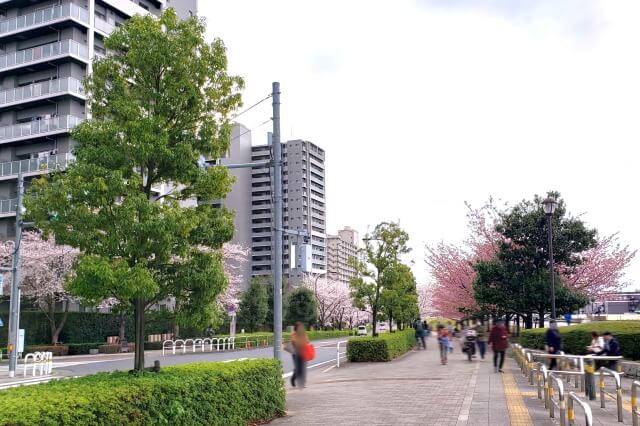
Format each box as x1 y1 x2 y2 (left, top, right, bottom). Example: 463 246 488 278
350 221 413 336
24 9 243 370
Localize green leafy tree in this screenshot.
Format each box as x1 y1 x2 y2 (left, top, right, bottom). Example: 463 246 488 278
473 193 596 327
380 263 419 330
285 287 317 328
237 278 269 332
23 9 243 370
350 222 411 336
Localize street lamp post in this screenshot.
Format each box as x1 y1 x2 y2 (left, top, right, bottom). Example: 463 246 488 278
542 197 558 321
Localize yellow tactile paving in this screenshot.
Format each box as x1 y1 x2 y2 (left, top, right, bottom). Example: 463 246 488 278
502 368 534 426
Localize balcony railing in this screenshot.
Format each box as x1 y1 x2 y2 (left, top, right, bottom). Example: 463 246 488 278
0 77 84 107
0 115 83 143
94 17 116 35
0 39 88 71
0 3 89 36
0 153 74 179
0 198 17 215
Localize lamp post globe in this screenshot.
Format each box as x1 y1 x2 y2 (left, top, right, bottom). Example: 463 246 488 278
542 197 557 216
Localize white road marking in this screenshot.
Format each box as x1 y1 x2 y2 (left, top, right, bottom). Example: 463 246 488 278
282 355 347 378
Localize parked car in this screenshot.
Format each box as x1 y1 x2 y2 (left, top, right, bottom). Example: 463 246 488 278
357 325 367 336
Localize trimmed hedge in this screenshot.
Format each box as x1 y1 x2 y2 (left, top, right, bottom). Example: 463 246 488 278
0 359 285 426
519 321 640 360
0 310 179 346
347 329 415 362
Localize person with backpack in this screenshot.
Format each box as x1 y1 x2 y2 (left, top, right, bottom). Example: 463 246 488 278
414 318 426 350
488 320 509 373
290 322 310 388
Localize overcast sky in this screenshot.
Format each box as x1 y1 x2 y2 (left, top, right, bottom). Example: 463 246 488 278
202 0 639 287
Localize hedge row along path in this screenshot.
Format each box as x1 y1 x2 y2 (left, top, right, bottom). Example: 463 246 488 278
0 337 349 390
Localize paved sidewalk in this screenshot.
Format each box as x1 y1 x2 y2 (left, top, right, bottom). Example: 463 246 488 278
272 337 538 426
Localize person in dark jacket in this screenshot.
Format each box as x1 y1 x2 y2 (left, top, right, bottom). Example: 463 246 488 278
414 319 426 349
545 320 562 370
601 331 621 370
488 320 509 372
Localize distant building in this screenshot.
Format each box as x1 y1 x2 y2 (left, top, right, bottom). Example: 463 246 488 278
0 0 197 238
587 291 640 315
224 125 327 288
327 227 358 284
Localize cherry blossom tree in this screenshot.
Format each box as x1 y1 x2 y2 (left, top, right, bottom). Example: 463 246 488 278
429 198 636 322
0 232 78 344
303 275 353 329
426 202 501 319
561 233 636 297
219 243 250 310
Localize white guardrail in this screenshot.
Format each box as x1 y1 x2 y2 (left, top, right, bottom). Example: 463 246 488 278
162 337 236 356
23 351 53 377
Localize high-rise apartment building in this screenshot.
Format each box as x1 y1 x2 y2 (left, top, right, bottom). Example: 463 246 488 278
0 0 197 238
224 126 327 288
327 227 358 284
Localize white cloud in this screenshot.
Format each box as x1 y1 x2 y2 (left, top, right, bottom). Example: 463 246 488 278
202 0 640 287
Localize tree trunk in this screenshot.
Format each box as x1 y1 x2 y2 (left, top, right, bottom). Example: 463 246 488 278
372 305 378 337
134 298 145 371
524 313 533 329
119 314 126 341
538 308 545 328
516 315 521 337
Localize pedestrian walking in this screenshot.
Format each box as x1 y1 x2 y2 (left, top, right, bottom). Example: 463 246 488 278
601 331 621 370
437 324 449 365
545 320 562 370
488 320 509 373
414 318 426 350
290 322 309 388
423 320 431 338
475 322 488 360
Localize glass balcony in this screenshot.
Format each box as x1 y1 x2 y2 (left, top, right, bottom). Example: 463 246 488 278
0 77 84 107
94 17 116 35
0 39 89 71
0 198 17 216
0 153 74 180
0 115 83 143
0 3 89 36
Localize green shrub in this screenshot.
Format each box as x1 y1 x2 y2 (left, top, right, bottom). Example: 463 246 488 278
24 345 69 356
347 329 415 362
0 359 285 426
519 321 640 360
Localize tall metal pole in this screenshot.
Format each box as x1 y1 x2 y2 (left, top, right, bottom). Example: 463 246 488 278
547 214 556 320
272 82 283 363
8 173 24 377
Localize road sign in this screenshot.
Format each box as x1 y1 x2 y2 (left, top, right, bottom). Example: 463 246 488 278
0 318 3 327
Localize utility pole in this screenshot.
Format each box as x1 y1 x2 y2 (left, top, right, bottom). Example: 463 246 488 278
7 173 24 377
212 82 285 363
271 82 283 362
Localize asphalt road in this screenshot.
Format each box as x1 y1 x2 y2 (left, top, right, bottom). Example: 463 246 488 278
43 337 349 378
